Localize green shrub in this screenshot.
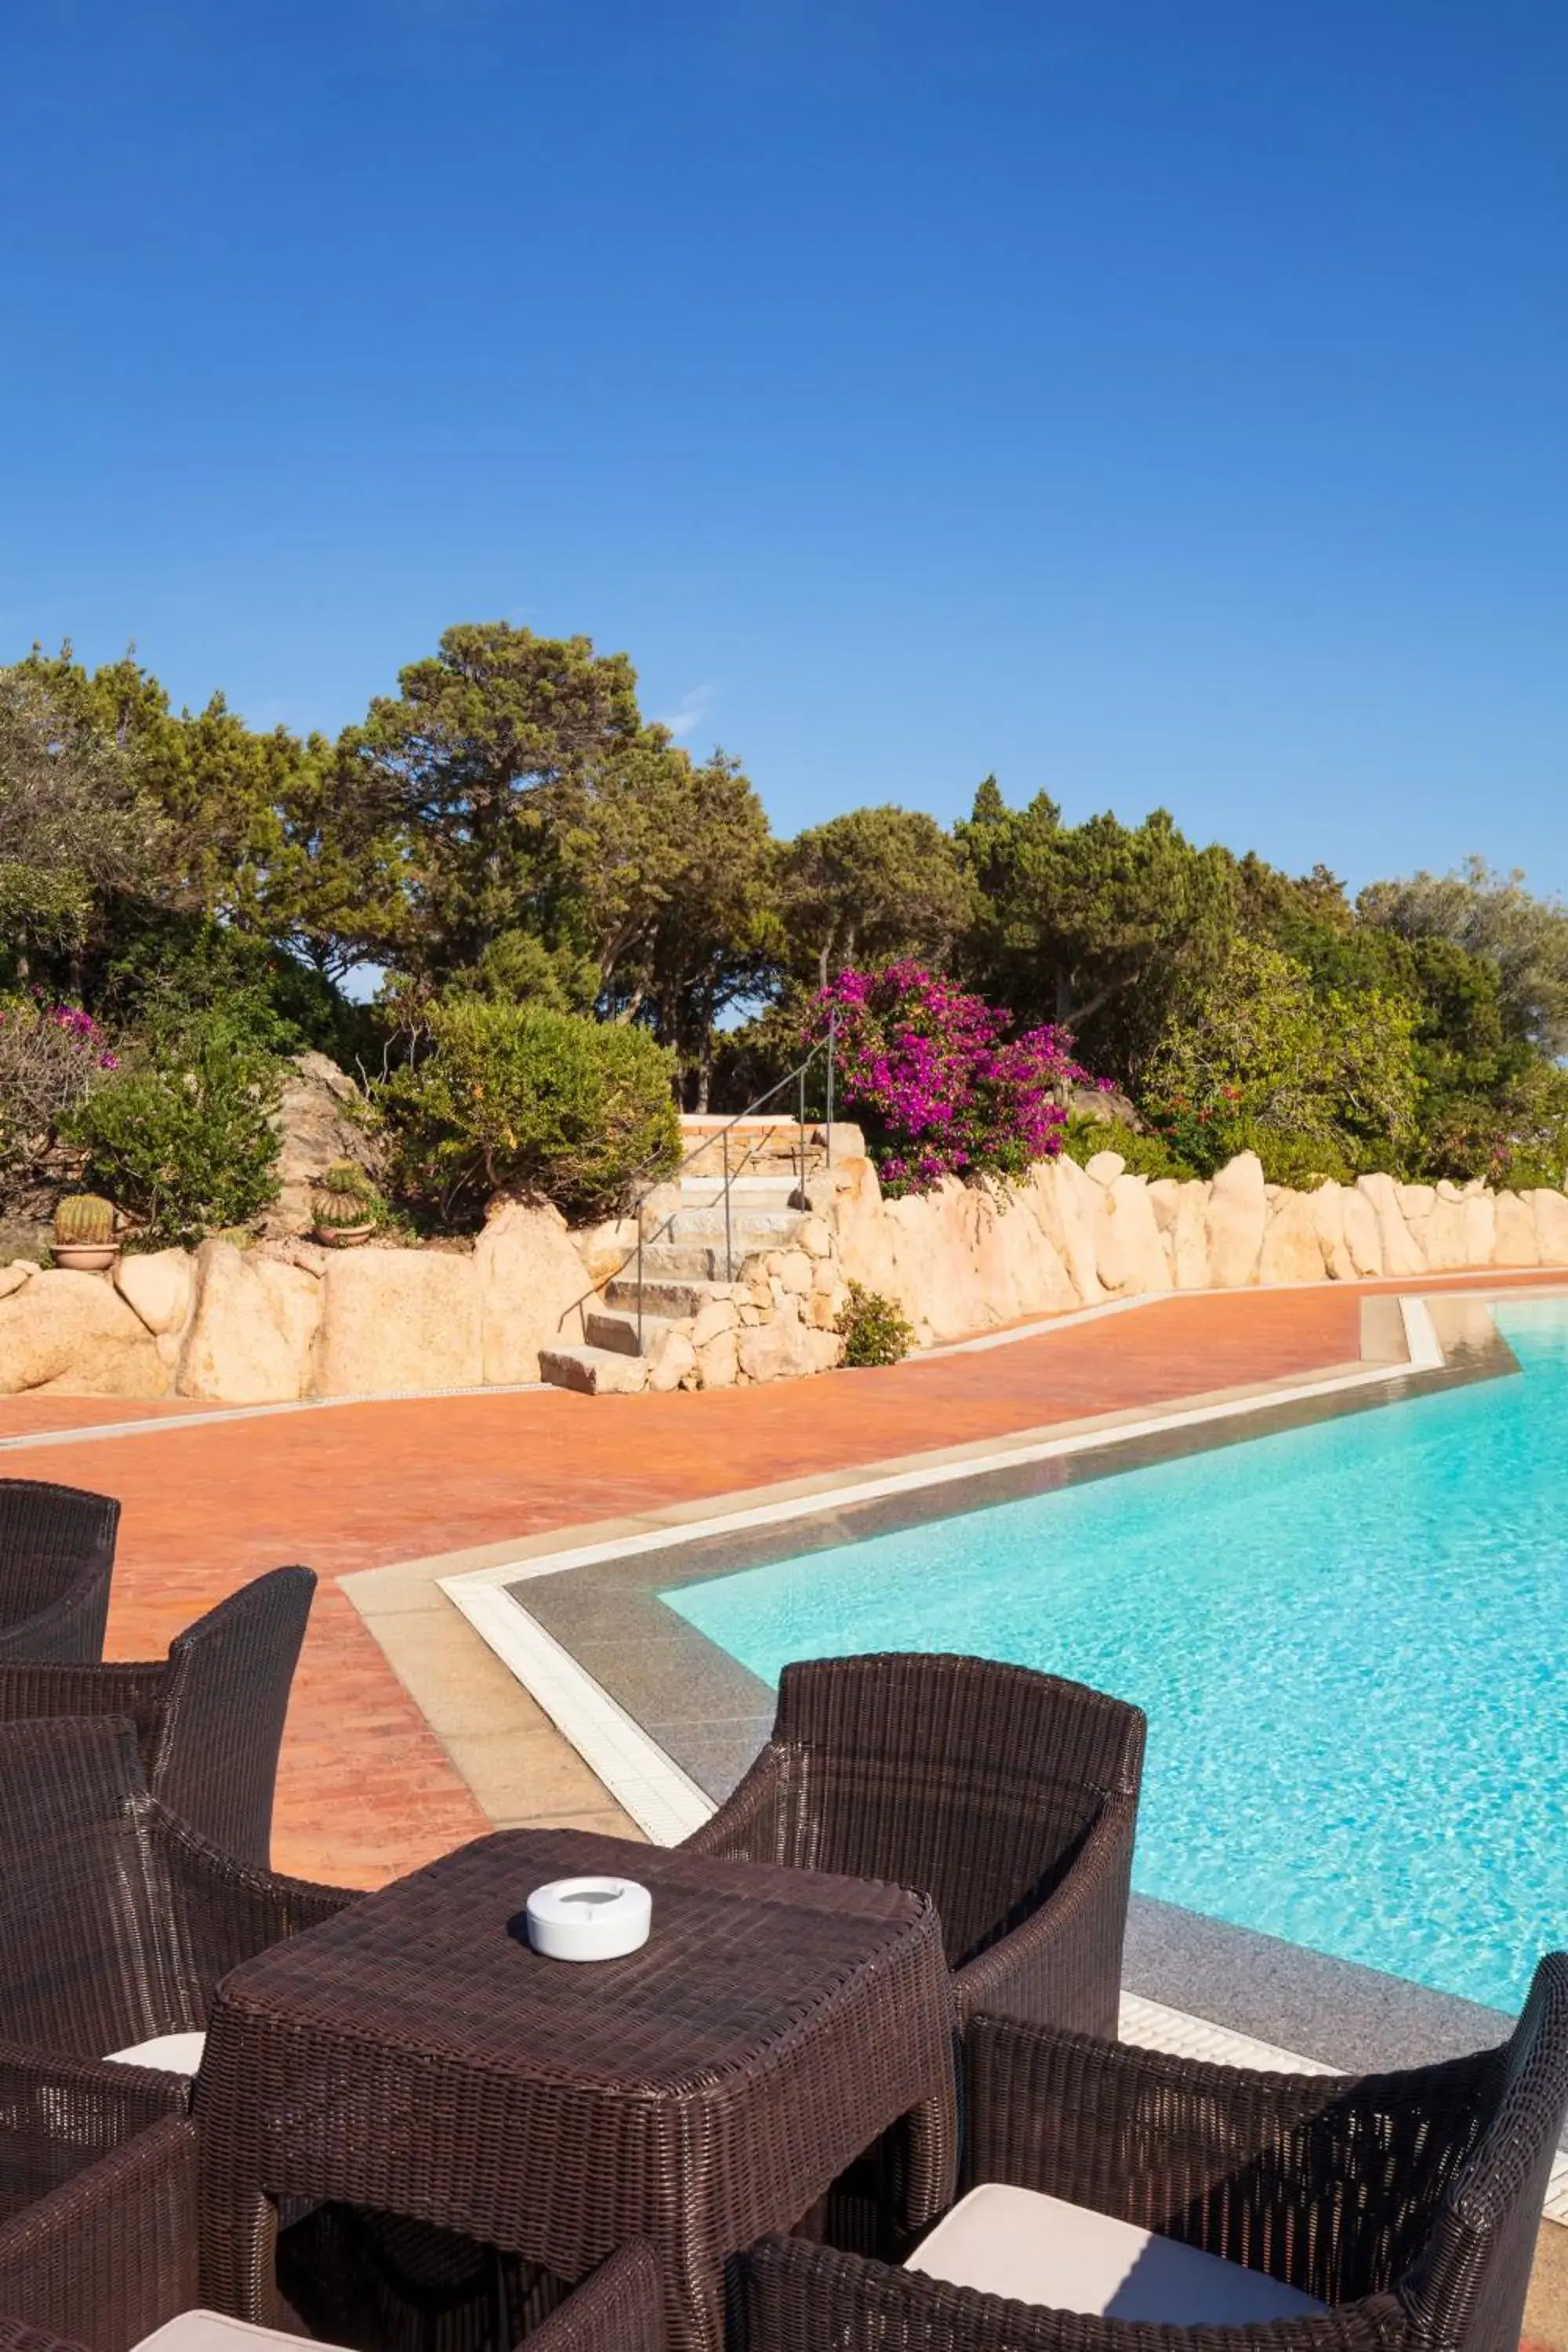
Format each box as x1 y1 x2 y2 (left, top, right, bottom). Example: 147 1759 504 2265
376 999 680 1223
835 1280 914 1368
63 1008 282 1245
1059 1117 1189 1181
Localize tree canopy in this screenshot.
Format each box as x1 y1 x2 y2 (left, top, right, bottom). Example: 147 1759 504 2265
4 620 1566 1190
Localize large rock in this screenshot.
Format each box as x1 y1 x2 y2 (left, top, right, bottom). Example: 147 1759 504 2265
264 1053 383 1239
474 1202 588 1385
1356 1174 1426 1276
253 1258 323 1369
1171 1181 1212 1288
645 1326 697 1393
1493 1192 1540 1267
114 1248 194 1338
0 1261 37 1302
739 1316 838 1383
1532 1190 1568 1267
1340 1187 1385 1277
1258 1192 1327 1284
1422 1194 1471 1272
176 1242 307 1404
1093 1176 1171 1295
1038 1157 1105 1305
314 1248 482 1396
0 1269 169 1397
1206 1154 1267 1287
693 1326 739 1388
1460 1191 1496 1269
1308 1184 1356 1283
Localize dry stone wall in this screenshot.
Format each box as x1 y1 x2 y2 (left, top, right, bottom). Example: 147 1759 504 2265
3 1148 1567 1402
818 1149 1568 1347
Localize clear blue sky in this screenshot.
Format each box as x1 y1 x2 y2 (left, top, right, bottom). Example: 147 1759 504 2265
3 0 1565 895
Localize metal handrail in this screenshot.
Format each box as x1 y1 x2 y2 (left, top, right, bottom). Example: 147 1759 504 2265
628 1014 837 1349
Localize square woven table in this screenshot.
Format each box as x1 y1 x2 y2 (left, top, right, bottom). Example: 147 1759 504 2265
197 1828 959 2352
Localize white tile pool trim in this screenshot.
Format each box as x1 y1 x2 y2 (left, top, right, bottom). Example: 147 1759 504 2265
441 1293 1446 1843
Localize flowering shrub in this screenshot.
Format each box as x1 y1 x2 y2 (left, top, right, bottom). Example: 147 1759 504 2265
808 963 1104 1194
0 996 121 1209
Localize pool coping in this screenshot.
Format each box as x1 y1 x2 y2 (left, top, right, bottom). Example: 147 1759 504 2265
441 1285 1565 2143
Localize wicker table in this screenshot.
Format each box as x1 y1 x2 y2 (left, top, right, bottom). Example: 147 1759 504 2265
198 1828 959 2352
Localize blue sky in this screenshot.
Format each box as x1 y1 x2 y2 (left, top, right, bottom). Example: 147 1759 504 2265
3 0 1565 895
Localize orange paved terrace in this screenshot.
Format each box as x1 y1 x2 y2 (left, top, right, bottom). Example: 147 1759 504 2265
0 1276 1559 1888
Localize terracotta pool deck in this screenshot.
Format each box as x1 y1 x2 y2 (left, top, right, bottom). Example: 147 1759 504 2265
0 1268 1557 1889
5 1271 1566 2347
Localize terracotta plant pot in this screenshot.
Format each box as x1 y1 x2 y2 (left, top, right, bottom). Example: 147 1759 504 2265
53 1244 120 1273
313 1223 374 1249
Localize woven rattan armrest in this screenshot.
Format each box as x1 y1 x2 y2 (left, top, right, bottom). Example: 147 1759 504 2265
0 2113 198 2352
0 2043 192 2183
966 2016 1498 2303
0 1664 168 1748
741 2236 1416 2352
680 1746 787 1861
144 1802 359 2002
952 1793 1138 2032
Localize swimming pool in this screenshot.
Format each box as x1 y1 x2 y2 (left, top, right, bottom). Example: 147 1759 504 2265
663 1298 1568 2014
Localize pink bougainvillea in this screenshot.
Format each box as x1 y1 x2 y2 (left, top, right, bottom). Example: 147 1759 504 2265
807 963 1104 1194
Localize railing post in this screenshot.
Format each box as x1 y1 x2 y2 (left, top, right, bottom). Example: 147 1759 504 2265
797 1068 808 1200
723 1127 732 1283
636 1214 644 1354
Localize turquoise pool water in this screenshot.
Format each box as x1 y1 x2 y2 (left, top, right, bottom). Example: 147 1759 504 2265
664 1301 1568 2013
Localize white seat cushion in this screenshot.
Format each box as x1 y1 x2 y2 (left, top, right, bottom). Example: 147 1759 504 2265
136 2314 327 2352
103 2032 208 2077
907 2183 1327 2325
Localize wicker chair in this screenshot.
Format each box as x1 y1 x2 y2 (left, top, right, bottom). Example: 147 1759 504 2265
0 1566 314 1868
0 2048 196 2352
0 1715 354 2067
742 1953 1568 2352
0 1483 120 1666
0 2027 663 2352
684 1653 1146 2033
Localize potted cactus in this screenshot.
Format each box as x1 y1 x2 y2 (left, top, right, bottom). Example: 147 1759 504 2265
53 1194 121 1273
311 1160 378 1247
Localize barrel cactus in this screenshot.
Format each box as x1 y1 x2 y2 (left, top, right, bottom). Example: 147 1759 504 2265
53 1194 116 1247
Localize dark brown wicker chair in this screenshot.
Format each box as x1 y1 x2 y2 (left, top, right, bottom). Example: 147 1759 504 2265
0 1483 120 1666
0 1715 354 2065
742 1953 1568 2352
0 2033 663 2352
684 1653 1146 2033
0 1566 314 1868
0 2045 196 2352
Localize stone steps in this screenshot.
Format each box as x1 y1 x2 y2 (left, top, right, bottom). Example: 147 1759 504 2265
584 1307 681 1357
602 1273 735 1320
536 1344 648 1396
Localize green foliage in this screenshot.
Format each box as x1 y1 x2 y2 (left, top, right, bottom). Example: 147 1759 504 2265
1142 937 1417 1180
835 1281 913 1368
376 998 680 1223
0 662 169 973
777 806 975 989
96 912 368 1064
1360 858 1568 1059
956 783 1237 1078
64 1010 283 1245
1058 1117 1189 1181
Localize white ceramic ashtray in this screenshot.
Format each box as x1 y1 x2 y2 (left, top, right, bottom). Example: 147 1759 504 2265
524 1876 652 1962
